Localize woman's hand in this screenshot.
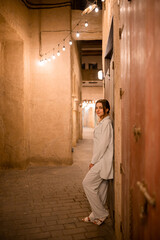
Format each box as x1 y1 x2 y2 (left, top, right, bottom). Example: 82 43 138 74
89 163 94 170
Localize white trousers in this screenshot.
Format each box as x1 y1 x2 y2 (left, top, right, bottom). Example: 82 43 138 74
82 163 109 220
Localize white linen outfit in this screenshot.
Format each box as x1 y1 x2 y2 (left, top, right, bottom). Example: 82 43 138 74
82 116 113 221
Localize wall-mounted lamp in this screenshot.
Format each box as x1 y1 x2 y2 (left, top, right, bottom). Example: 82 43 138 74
98 70 104 80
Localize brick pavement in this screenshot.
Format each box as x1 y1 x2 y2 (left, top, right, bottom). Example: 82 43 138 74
0 128 116 240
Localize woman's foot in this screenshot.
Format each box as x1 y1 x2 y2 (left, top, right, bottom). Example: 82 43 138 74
93 218 104 225
92 215 109 226
82 216 91 223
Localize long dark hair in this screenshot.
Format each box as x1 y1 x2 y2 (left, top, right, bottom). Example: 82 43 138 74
96 99 110 114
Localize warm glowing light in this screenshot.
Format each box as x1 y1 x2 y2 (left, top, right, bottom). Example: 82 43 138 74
76 31 80 38
57 51 60 56
69 39 72 45
85 21 88 27
101 0 105 2
52 54 56 60
62 46 66 51
82 4 96 15
82 100 95 110
95 7 99 12
39 60 44 66
98 70 103 80
48 58 51 62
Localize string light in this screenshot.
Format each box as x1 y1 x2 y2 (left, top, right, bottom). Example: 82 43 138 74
52 48 56 60
69 39 72 45
39 17 93 65
95 6 99 12
85 20 88 27
62 39 66 51
52 54 56 60
76 31 80 38
95 0 99 12
39 59 44 66
57 44 60 56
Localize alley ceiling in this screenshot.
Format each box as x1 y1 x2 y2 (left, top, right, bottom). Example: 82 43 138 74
78 40 102 57
21 1 102 10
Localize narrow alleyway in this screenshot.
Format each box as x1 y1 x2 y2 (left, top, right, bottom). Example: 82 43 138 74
0 128 115 240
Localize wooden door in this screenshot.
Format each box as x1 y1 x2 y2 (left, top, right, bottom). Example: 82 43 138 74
129 0 147 238
121 0 160 239
130 0 160 239
143 1 160 237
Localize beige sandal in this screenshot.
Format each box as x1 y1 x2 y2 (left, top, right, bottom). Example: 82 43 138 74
93 218 104 225
82 216 91 223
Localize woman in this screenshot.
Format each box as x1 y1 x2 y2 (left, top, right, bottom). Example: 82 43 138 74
82 99 113 225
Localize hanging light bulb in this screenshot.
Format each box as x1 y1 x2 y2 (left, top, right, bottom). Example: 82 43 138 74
69 39 72 45
48 57 51 62
52 54 56 60
95 6 99 12
62 39 66 51
39 59 44 66
85 20 88 27
52 48 56 60
101 0 105 2
76 31 80 38
57 44 60 56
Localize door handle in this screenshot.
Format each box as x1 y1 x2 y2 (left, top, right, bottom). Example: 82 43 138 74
137 181 156 206
137 181 156 219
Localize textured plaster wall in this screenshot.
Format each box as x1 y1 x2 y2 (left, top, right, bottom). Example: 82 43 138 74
29 7 72 165
102 0 122 239
82 87 103 101
71 40 82 147
0 1 75 167
0 0 31 168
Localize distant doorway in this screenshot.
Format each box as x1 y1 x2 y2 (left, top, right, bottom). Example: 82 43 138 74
82 101 97 128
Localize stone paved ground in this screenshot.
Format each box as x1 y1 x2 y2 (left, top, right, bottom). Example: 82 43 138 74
0 128 116 240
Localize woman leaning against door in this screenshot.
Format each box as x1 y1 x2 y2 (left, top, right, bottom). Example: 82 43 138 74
82 99 113 225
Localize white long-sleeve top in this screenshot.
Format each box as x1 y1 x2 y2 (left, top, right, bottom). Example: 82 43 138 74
91 115 113 180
